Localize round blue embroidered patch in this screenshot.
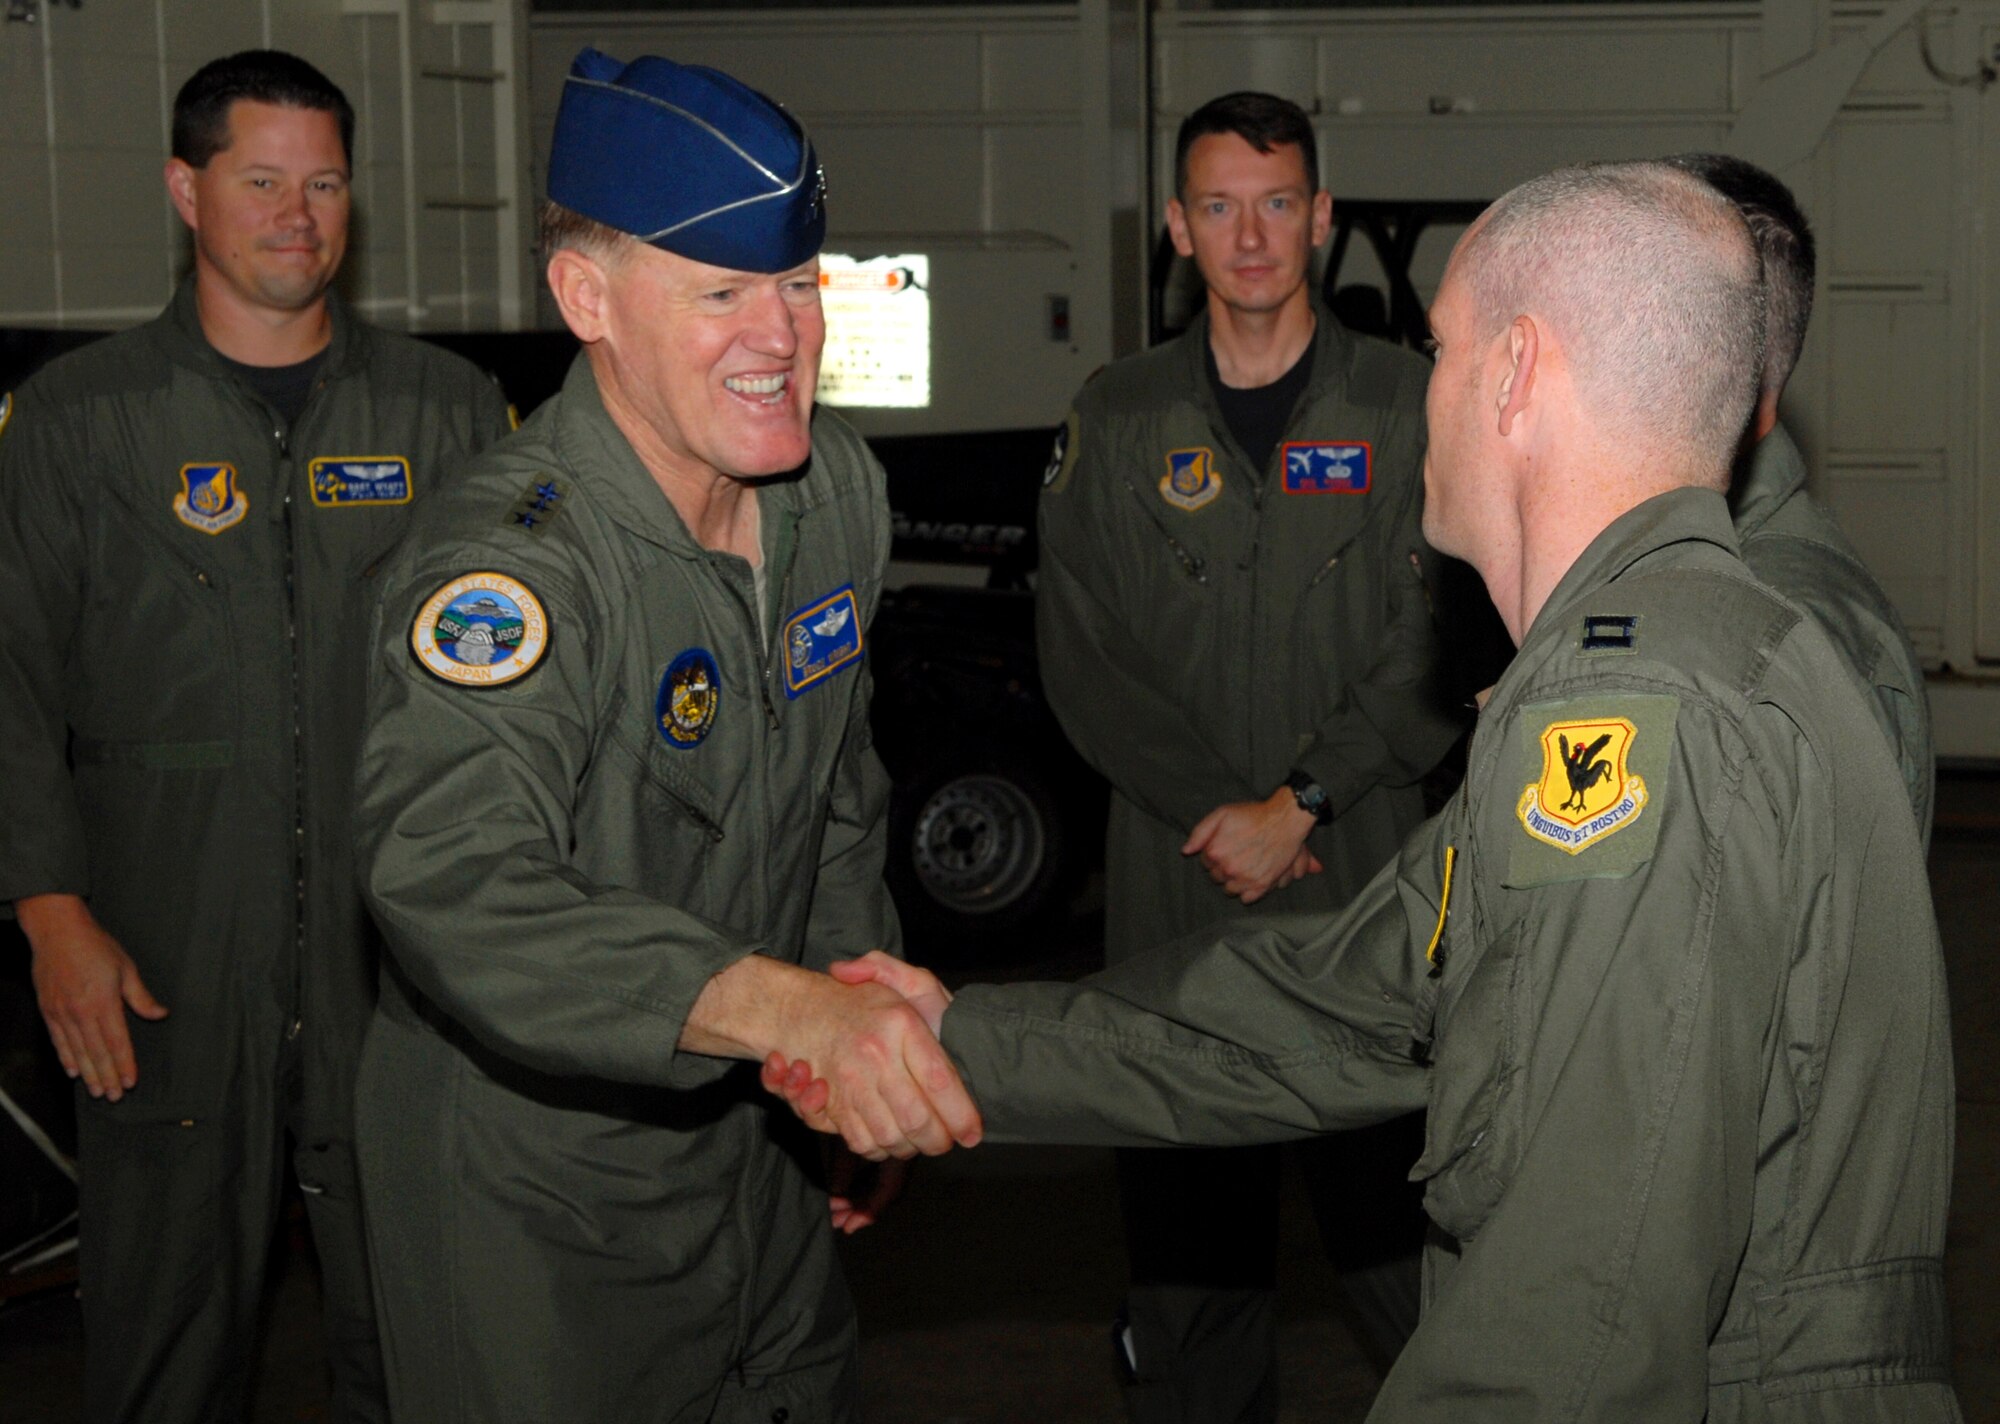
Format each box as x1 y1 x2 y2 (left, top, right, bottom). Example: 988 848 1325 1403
657 648 722 748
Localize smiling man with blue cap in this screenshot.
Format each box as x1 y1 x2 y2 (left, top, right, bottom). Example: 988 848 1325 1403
348 50 980 1422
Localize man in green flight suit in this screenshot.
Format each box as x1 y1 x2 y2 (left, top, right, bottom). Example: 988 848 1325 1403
349 50 980 1424
0 51 511 1423
1665 151 1934 846
773 161 1962 1418
1034 91 1462 1415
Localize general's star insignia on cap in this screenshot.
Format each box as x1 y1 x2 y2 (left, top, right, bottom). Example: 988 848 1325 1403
411 572 551 687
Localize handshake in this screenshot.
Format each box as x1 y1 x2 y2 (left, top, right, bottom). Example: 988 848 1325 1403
755 951 982 1163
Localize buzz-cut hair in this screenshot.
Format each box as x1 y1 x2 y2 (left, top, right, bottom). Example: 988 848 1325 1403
1662 152 1815 398
1174 91 1319 199
1459 161 1765 484
172 50 354 169
536 199 635 269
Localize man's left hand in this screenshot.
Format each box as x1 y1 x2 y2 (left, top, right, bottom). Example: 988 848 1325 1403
827 1150 908 1234
1182 788 1322 903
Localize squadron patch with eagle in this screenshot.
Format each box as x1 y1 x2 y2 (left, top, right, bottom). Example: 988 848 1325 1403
1505 694 1677 886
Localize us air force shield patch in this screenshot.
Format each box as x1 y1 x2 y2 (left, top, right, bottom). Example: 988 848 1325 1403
411 572 550 687
1160 448 1221 512
174 463 249 535
0 392 12 442
658 648 721 748
1505 694 1676 886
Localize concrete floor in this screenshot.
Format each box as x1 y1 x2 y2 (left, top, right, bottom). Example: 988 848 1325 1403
1 772 1995 1422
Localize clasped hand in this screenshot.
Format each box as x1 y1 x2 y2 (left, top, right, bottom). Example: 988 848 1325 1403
763 951 972 1161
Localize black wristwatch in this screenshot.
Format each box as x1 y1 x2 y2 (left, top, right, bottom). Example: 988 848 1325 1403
1284 770 1334 826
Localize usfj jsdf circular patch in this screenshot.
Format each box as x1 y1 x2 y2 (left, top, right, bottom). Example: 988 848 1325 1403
410 571 550 687
657 648 721 749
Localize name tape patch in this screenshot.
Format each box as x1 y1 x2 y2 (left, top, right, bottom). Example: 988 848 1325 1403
174 463 249 535
1282 441 1372 495
310 456 411 507
411 571 550 688
783 585 864 699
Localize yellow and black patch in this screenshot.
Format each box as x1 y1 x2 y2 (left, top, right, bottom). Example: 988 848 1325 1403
1504 693 1676 886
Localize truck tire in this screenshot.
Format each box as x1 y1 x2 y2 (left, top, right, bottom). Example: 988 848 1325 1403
887 739 1075 960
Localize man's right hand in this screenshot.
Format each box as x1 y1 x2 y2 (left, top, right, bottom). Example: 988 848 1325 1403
681 953 980 1162
17 893 168 1102
760 952 959 1139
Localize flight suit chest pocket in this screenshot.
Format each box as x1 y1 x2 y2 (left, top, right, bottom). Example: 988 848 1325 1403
1409 888 1526 1246
615 656 727 840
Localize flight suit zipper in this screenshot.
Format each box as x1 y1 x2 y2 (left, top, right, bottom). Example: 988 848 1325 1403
274 375 328 1041
1119 475 1207 582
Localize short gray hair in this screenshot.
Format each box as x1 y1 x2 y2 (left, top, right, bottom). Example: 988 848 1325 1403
537 199 634 268
1459 161 1764 482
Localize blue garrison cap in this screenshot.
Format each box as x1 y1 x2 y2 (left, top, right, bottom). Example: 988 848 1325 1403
547 48 826 273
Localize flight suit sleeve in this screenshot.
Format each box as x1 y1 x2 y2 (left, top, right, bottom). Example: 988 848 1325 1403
1035 411 1259 831
938 823 1440 1145
0 386 92 906
1292 436 1463 818
1371 695 1799 1418
354 556 765 1089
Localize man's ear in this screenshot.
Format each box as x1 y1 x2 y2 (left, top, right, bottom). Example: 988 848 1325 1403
1311 188 1333 249
1496 315 1539 437
164 159 199 232
547 249 613 345
1165 198 1195 260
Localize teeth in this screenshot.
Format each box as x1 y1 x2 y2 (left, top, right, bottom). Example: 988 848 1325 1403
725 374 787 398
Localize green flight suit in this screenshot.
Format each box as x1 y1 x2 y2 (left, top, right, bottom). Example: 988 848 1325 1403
0 279 509 1424
945 489 1961 1420
1036 308 1462 1411
351 357 898 1424
1732 423 1933 845
1038 308 1459 960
